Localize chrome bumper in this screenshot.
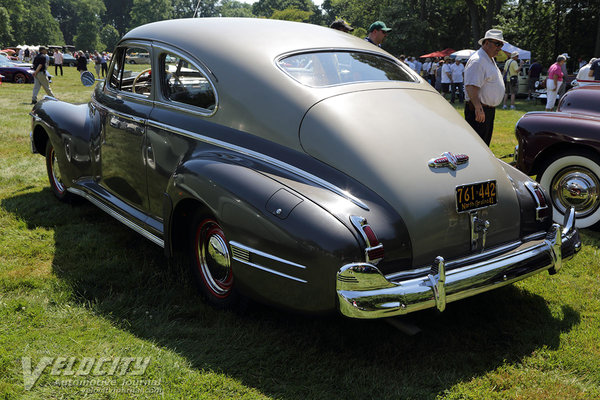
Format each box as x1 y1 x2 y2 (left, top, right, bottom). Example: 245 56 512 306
337 208 581 319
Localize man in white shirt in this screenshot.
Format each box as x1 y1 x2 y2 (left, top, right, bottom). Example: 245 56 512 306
450 58 465 103
464 29 506 146
440 56 452 98
53 49 64 76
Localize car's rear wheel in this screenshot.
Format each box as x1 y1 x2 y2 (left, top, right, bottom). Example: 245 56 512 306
45 141 73 202
537 151 600 228
189 213 238 308
14 73 26 83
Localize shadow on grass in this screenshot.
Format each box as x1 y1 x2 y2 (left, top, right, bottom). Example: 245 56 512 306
2 189 581 400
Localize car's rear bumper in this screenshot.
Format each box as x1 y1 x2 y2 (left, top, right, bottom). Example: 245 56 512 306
336 208 581 319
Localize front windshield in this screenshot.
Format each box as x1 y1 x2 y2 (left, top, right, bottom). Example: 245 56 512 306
278 51 416 87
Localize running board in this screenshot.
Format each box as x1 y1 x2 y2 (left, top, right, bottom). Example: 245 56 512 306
67 187 164 248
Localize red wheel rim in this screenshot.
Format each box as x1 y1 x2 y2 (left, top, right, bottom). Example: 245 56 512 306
194 219 233 298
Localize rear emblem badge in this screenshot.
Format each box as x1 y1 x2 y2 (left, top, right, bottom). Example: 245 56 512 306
428 152 469 170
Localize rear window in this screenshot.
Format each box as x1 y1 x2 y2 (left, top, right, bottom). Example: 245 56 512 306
278 51 416 87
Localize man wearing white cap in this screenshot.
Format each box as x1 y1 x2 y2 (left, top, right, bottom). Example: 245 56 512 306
502 51 522 110
464 29 506 146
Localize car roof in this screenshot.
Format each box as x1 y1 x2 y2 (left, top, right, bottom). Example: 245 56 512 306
122 18 390 63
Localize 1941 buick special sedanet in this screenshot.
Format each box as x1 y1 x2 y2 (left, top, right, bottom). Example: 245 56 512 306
30 18 581 319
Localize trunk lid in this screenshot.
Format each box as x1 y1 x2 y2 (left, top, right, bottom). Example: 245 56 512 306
299 88 521 266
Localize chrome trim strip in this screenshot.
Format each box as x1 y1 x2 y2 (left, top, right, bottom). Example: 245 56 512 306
67 187 164 248
147 119 370 211
229 241 307 269
337 222 580 319
232 258 307 284
93 100 147 125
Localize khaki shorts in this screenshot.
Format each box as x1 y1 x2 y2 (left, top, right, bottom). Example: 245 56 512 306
505 77 518 95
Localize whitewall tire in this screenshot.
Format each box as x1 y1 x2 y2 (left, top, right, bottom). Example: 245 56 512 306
538 153 600 228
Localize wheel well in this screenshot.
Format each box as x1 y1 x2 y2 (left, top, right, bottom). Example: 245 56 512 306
532 142 600 177
169 198 210 255
32 125 49 156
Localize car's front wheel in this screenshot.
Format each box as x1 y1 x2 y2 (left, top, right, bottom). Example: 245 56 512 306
45 141 73 202
537 151 600 228
189 214 239 308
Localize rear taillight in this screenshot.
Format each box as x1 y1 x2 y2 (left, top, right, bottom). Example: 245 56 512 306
350 216 384 264
525 182 550 221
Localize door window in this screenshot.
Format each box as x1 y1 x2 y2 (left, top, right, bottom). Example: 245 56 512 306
159 52 216 111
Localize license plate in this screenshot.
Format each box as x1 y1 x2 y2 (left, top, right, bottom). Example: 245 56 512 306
456 180 497 213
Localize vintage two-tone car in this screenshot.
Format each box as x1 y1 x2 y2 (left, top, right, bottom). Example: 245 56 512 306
514 85 600 229
30 18 580 319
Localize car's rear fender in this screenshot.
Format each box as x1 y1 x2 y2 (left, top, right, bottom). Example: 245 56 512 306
164 156 364 314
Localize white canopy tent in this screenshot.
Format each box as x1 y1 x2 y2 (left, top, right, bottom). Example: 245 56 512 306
501 42 531 60
451 49 476 60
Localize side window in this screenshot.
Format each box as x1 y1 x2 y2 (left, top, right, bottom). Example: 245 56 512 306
108 46 152 97
160 52 216 111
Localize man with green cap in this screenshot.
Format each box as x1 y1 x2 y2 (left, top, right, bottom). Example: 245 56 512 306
365 21 391 47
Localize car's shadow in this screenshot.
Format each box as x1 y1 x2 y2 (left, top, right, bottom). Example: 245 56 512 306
2 189 581 400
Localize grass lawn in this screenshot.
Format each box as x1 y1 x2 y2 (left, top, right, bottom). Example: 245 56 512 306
1 70 600 399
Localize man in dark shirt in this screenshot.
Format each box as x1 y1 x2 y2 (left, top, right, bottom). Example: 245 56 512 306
527 59 542 99
589 59 600 81
31 47 55 104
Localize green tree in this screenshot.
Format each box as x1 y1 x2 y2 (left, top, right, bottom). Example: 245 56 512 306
218 0 254 18
271 6 312 22
130 0 172 28
0 6 13 47
49 0 105 46
100 24 120 51
22 0 64 44
253 0 311 18
103 0 133 35
172 0 219 18
497 0 600 69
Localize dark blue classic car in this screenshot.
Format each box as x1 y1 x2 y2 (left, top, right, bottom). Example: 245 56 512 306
30 18 580 319
0 55 34 83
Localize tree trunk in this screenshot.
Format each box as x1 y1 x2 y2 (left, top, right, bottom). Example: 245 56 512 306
596 10 600 56
465 0 481 47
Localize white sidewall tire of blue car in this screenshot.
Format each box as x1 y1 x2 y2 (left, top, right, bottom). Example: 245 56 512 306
538 153 600 229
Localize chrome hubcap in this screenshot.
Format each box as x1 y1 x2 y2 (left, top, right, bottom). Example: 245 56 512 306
51 150 65 193
551 166 600 218
197 222 232 297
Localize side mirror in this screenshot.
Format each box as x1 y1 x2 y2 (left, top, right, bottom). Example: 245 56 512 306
81 71 97 87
